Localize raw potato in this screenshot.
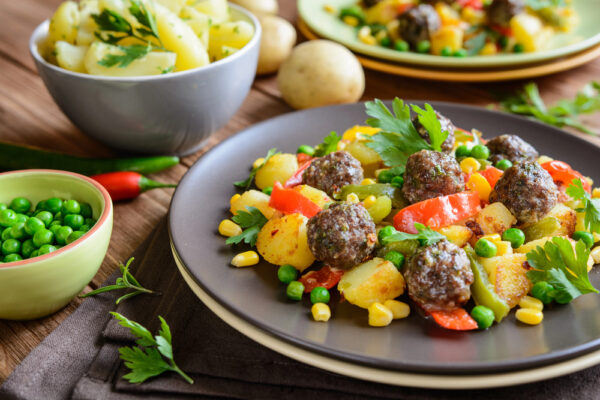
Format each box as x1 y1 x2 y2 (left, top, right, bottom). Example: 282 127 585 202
84 42 176 76
475 202 516 236
338 258 406 309
254 153 298 190
256 213 315 271
278 40 365 110
230 190 275 219
55 41 88 73
256 16 296 75
230 0 278 16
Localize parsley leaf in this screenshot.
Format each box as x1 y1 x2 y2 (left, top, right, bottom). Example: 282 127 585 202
566 178 600 233
313 131 341 157
234 148 278 189
225 206 268 247
97 43 152 68
381 223 446 246
128 0 160 41
464 32 488 56
411 103 449 152
526 237 598 304
111 313 193 384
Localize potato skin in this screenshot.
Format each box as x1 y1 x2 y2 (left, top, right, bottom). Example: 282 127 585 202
257 16 296 75
255 153 298 190
277 40 365 110
256 213 315 271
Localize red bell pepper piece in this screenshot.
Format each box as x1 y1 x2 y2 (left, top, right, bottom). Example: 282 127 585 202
297 153 312 165
284 158 313 188
393 191 481 233
479 166 503 189
91 172 176 201
541 160 591 193
430 308 478 331
269 182 322 218
456 0 483 10
299 266 344 293
397 3 413 14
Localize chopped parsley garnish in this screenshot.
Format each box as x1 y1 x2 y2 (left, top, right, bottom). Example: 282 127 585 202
97 43 152 68
381 223 446 246
234 148 278 189
566 178 600 233
226 206 268 247
313 131 341 157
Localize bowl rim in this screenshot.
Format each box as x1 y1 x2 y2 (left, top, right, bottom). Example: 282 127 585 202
0 169 113 270
29 2 262 82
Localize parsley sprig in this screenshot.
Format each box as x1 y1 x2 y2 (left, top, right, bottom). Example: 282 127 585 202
225 206 268 247
234 148 278 189
381 223 446 246
566 178 600 233
313 131 341 157
111 312 193 384
81 258 158 304
526 237 598 304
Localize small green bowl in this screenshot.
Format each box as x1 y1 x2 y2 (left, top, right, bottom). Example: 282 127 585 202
0 169 113 320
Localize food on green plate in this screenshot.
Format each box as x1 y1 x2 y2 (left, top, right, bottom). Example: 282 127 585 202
91 171 176 201
0 196 98 264
277 40 365 109
230 0 278 16
219 97 600 330
44 0 255 76
336 0 577 56
256 15 297 75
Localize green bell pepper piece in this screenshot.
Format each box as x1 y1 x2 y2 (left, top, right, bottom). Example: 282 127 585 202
337 184 407 209
523 216 562 242
376 240 419 261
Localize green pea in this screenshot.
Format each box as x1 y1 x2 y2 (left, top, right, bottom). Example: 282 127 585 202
49 224 62 236
453 49 468 57
498 35 509 49
470 145 490 160
29 250 39 259
2 239 21 255
66 230 86 244
38 244 58 255
262 186 273 195
85 217 96 226
61 199 81 215
35 211 54 227
49 220 62 228
391 176 404 189
64 214 84 230
310 287 331 304
1 227 12 241
475 238 497 258
573 231 594 248
21 239 36 258
9 223 27 240
416 40 431 53
79 203 93 218
502 228 525 249
377 169 395 183
277 264 298 284
455 145 471 158
79 224 91 232
4 253 22 263
44 198 63 214
286 281 305 301
378 225 396 242
471 305 495 329
15 213 28 224
379 37 391 48
9 197 31 213
53 212 63 222
55 226 73 245
513 43 524 53
297 144 315 156
441 46 452 56
0 203 6 211
394 39 409 52
531 281 555 304
24 217 45 236
0 209 17 227
35 200 46 212
385 251 405 270
496 159 513 171
33 229 54 248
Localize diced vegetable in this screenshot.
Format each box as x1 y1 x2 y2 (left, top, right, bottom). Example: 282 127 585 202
255 153 298 190
475 202 516 236
430 308 478 331
269 182 322 218
230 190 275 219
338 184 406 209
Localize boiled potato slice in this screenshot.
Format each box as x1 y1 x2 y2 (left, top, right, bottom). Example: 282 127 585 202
338 258 405 309
510 13 552 52
430 26 463 55
48 1 79 46
294 185 331 208
76 0 99 46
230 190 275 219
208 21 255 60
230 0 278 16
475 202 516 236
193 0 229 23
179 6 211 48
155 0 187 15
84 42 176 76
254 153 298 190
493 254 531 308
55 41 88 73
256 16 296 75
256 213 315 271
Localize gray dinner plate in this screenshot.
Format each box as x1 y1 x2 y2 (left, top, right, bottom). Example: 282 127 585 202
169 101 600 375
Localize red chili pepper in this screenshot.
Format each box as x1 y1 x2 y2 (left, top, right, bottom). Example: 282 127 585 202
284 158 313 188
541 160 591 193
479 166 503 188
91 171 177 201
269 182 322 218
430 308 478 331
299 266 344 293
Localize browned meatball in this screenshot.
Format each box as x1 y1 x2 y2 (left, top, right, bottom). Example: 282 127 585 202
361 0 382 8
402 150 464 204
489 162 558 224
486 134 539 164
412 111 456 153
302 151 363 197
397 4 441 48
306 203 377 270
404 240 473 312
487 0 525 26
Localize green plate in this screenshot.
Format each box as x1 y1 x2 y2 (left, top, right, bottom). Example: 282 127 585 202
298 0 600 68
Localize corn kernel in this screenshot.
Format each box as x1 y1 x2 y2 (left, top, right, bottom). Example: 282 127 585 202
218 219 242 237
323 4 336 13
383 300 410 319
481 234 501 243
337 140 348 151
368 303 394 327
231 251 259 267
593 188 600 199
363 195 377 208
346 193 360 204
460 157 481 174
311 303 331 322
253 157 265 169
591 246 600 265
361 178 376 186
343 15 359 27
230 193 241 205
537 155 553 164
519 296 543 311
515 308 543 325
358 26 377 45
479 42 497 56
466 172 492 201
495 240 513 256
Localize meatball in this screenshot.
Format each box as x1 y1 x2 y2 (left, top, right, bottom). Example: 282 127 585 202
412 111 456 153
486 134 539 165
361 0 382 8
306 203 377 270
402 150 464 204
489 162 558 224
302 151 363 197
404 240 473 312
487 0 525 26
397 4 441 48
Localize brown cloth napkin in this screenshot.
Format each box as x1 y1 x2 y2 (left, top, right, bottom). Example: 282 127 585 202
3 217 600 400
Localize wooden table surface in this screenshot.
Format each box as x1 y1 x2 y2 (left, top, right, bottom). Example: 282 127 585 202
1 0 600 385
